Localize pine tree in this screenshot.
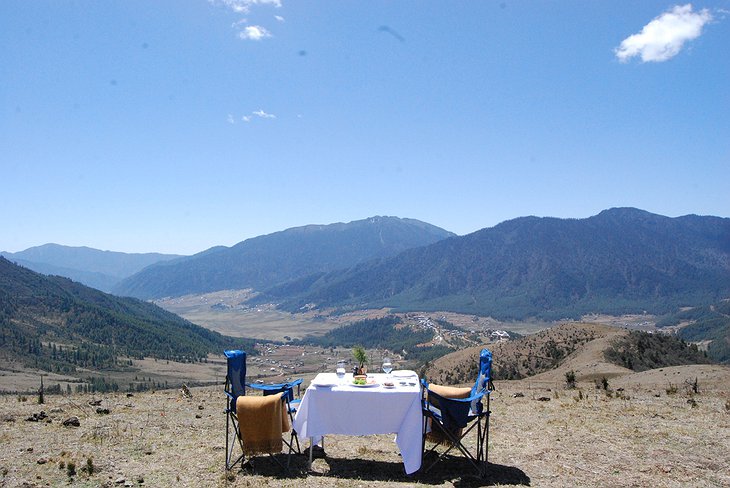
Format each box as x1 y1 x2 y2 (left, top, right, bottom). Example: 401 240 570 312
38 375 45 404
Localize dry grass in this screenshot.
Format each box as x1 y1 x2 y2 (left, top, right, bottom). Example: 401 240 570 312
155 292 329 341
0 344 357 394
1 372 729 488
493 376 730 488
155 291 554 343
2 320 728 486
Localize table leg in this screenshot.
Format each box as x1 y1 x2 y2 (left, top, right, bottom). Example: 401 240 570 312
308 437 313 469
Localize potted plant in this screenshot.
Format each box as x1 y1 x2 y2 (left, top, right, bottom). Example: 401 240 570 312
352 346 368 375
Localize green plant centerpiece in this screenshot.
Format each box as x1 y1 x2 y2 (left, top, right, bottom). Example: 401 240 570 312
352 346 369 375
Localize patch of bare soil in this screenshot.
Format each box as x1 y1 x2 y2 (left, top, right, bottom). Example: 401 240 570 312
1 368 729 488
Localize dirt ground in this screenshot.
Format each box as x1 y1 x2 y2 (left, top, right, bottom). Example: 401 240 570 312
1 368 728 488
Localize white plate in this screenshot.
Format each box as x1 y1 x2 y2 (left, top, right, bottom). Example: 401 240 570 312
381 383 397 389
351 381 379 388
392 370 417 378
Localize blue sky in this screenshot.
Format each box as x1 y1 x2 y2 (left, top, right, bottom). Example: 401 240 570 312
2 1 728 255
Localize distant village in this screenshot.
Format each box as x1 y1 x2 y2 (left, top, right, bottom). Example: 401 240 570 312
245 313 512 383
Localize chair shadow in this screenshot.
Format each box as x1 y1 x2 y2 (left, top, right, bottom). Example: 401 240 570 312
232 453 303 480
419 457 531 487
240 452 530 486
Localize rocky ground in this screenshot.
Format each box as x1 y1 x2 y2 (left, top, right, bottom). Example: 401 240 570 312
1 368 729 488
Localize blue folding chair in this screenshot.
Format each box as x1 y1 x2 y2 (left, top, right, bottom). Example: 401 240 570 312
421 348 494 477
224 350 247 470
224 350 302 471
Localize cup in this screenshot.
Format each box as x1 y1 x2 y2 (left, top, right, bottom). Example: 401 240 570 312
336 360 347 383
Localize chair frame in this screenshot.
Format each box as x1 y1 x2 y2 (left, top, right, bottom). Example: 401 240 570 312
224 350 302 471
421 388 492 476
421 348 494 478
224 350 247 470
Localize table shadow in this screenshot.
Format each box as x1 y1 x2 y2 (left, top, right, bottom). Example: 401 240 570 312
238 452 530 486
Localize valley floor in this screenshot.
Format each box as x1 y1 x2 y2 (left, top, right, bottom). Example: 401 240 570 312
1 369 729 487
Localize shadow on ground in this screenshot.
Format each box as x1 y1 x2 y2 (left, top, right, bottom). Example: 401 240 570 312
233 452 530 486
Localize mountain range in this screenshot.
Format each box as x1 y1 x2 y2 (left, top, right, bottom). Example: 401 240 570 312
263 208 730 319
0 244 182 293
112 216 454 299
4 209 729 322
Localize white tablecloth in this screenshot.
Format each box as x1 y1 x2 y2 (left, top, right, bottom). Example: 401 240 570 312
292 372 423 474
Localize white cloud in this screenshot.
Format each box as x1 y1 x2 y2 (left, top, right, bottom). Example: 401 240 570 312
615 4 712 63
211 0 282 41
214 0 281 14
252 109 276 119
239 25 272 41
230 111 275 123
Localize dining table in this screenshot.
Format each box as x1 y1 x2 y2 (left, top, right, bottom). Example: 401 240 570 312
292 371 423 474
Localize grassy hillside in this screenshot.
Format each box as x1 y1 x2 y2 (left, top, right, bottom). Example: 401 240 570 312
423 322 714 386
657 299 730 363
604 330 711 371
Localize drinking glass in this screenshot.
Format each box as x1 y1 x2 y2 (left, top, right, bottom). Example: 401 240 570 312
382 357 392 381
336 360 347 384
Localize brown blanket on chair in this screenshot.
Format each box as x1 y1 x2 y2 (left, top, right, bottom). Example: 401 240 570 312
236 392 291 455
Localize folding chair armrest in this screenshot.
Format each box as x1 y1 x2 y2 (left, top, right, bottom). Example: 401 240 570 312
443 391 484 404
246 382 288 395
424 386 484 404
224 390 240 414
421 380 483 408
247 378 302 392
286 398 301 416
424 390 480 409
247 378 304 403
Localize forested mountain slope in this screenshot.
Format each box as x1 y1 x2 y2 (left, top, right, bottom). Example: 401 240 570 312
113 216 454 299
269 208 730 320
0 258 250 374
